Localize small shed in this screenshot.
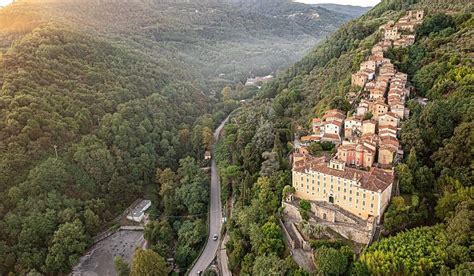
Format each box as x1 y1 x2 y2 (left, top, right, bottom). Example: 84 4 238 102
126 200 151 222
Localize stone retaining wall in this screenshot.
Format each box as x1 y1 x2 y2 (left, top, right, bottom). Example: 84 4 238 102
282 201 302 220
278 219 296 249
284 199 377 245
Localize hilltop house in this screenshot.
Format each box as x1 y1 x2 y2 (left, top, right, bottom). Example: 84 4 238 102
362 119 377 135
309 110 346 144
378 137 400 166
351 69 375 87
369 100 389 119
378 112 400 127
344 116 363 138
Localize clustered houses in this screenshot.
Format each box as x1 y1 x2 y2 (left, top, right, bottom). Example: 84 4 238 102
300 109 346 145
379 10 424 48
292 11 423 225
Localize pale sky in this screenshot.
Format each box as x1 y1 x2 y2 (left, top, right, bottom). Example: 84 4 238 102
295 0 381 7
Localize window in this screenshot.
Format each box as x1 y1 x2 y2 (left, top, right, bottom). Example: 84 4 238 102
371 203 374 208
356 192 359 196
338 187 340 191
363 193 366 198
343 195 346 200
363 201 365 206
312 186 314 191
349 190 352 194
349 197 352 201
344 188 346 193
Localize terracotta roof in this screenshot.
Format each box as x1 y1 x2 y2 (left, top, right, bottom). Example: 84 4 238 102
322 133 341 141
338 143 375 154
373 101 389 107
293 156 393 192
312 118 321 123
379 124 397 131
389 102 405 108
338 143 356 151
382 111 400 118
379 130 397 137
301 135 321 142
324 109 345 118
325 120 343 127
355 69 375 77
346 115 363 122
371 88 385 95
380 136 399 147
363 119 376 125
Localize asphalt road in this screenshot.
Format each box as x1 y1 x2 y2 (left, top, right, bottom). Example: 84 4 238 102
189 116 229 275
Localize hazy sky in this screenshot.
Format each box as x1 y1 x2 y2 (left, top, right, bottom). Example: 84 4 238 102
295 0 381 7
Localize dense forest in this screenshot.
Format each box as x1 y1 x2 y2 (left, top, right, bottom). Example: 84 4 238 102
1 0 362 88
216 0 473 274
0 24 224 274
0 0 364 274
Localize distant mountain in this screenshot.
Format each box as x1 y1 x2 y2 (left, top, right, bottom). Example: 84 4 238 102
314 3 371 17
1 0 357 86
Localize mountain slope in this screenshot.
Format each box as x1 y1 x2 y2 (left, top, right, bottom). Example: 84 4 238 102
1 0 359 85
215 0 473 274
0 0 359 274
314 4 372 17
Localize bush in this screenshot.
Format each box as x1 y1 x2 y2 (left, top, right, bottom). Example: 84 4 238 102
314 246 349 275
299 200 311 211
310 239 346 250
417 13 455 37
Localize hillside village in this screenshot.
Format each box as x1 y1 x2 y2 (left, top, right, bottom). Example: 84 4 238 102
284 10 425 249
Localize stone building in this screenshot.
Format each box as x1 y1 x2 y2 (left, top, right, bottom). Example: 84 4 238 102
344 116 363 138
378 137 400 166
336 142 375 168
292 155 394 222
362 119 377 135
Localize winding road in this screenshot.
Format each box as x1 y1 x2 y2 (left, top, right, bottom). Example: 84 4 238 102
189 116 230 275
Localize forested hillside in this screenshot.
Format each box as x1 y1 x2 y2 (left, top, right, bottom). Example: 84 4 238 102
0 24 219 274
0 0 362 274
216 0 473 274
1 0 359 87
315 4 371 17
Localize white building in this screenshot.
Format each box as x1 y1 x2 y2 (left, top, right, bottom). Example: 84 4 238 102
127 200 152 223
